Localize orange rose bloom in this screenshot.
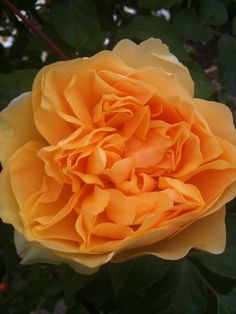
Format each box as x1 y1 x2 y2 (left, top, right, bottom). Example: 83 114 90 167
0 39 236 274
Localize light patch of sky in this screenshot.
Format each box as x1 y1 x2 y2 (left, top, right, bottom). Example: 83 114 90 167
0 36 14 48
103 38 110 46
123 6 137 15
41 51 48 62
35 0 46 10
153 9 171 21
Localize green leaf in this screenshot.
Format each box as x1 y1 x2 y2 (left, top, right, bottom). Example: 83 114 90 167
124 259 208 314
218 34 236 96
184 61 214 99
173 8 213 42
108 256 171 296
118 15 189 61
0 69 37 110
57 264 95 297
217 295 236 314
50 0 105 50
107 259 135 295
192 249 236 279
138 0 182 10
232 17 236 36
50 0 80 48
199 0 228 27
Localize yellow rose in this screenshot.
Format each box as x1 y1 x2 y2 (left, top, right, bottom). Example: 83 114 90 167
0 39 236 274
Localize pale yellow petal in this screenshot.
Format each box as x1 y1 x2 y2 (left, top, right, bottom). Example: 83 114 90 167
112 206 226 263
14 231 113 273
0 92 43 166
113 38 194 95
0 165 23 232
195 99 236 145
14 231 99 274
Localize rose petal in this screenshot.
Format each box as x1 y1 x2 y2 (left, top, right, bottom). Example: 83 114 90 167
112 206 226 262
113 38 194 96
0 92 43 165
195 99 236 145
0 165 23 232
14 231 112 273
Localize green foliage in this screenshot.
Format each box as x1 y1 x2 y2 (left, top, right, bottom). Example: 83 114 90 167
118 15 189 60
0 0 236 313
173 8 213 42
138 0 182 10
185 61 214 99
218 34 236 96
50 0 105 51
0 69 37 110
217 295 236 314
199 0 228 27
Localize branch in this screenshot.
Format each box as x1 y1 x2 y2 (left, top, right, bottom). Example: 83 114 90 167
1 0 69 60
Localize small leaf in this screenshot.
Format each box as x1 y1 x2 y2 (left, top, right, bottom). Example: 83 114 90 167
218 34 236 96
173 8 213 42
50 0 78 48
199 0 228 27
50 0 105 50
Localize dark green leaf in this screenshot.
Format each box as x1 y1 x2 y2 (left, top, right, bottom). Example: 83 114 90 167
138 0 182 10
199 0 228 27
107 259 135 295
185 61 214 98
108 256 171 296
57 264 95 297
173 8 213 42
124 259 208 314
233 17 236 36
50 0 105 51
192 249 236 279
118 15 189 61
218 34 236 96
50 0 78 48
0 69 37 110
217 295 236 314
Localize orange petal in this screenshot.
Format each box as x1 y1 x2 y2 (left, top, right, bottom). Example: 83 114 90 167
113 38 194 96
195 99 236 145
0 93 43 166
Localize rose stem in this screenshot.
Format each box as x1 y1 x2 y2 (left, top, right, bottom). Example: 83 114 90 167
1 0 69 60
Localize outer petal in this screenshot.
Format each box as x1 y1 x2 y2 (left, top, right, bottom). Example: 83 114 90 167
0 93 43 232
113 38 194 96
195 99 236 145
0 92 44 166
14 231 113 274
112 206 226 262
0 165 23 232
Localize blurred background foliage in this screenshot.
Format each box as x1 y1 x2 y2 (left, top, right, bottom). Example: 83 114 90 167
0 0 236 313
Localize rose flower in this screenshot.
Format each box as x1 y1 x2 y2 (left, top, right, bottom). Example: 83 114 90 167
0 39 235 274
